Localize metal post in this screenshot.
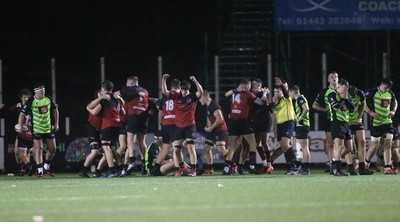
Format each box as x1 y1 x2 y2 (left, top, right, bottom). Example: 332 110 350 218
267 54 272 100
215 55 220 104
314 113 319 131
0 59 2 105
322 53 327 89
100 57 105 82
65 117 70 136
383 53 388 79
51 58 56 102
158 56 163 130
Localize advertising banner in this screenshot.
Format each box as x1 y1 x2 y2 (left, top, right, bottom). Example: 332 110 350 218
274 0 400 31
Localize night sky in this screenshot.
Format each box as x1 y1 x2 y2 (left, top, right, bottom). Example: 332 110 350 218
0 1 231 135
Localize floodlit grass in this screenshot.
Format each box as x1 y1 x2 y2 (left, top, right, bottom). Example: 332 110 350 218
1 171 399 222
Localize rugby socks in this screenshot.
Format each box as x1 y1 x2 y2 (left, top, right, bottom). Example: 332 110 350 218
155 163 161 170
257 146 266 160
285 148 297 168
44 160 51 171
334 160 341 173
81 166 89 173
249 151 256 167
37 163 44 174
179 162 184 168
265 149 272 167
206 164 213 170
359 162 366 171
223 160 232 173
302 162 310 171
190 164 196 171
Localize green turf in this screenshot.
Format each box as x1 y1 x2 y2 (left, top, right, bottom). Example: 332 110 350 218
0 171 399 222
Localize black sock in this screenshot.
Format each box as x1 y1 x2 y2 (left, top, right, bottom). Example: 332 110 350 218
285 148 297 168
109 167 116 173
256 146 266 160
81 166 89 173
190 164 196 170
116 165 123 171
347 164 354 172
334 160 341 172
44 160 51 165
207 164 213 170
179 162 184 168
359 162 365 171
302 162 310 170
155 163 161 170
249 151 256 166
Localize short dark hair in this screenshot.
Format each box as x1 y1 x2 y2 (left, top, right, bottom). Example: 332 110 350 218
381 77 393 88
239 79 251 85
202 90 211 98
170 78 181 89
19 89 32 98
181 80 191 90
101 80 114 91
252 78 263 85
289 85 300 94
338 78 349 88
127 76 139 82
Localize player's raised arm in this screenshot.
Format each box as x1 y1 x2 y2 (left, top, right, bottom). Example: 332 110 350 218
190 76 204 98
161 74 171 96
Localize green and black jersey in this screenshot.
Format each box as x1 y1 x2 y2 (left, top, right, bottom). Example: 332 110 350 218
294 95 310 127
145 142 161 172
314 86 336 121
349 89 365 126
328 91 355 122
21 96 57 134
366 87 396 126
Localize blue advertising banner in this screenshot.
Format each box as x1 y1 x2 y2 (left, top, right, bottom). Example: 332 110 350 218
274 0 400 31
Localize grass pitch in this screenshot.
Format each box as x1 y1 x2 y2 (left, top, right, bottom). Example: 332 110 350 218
1 170 399 222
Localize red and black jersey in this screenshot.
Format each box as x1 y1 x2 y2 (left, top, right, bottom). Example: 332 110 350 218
100 96 121 129
88 113 102 131
120 86 149 116
207 101 228 131
249 90 269 121
169 91 198 128
120 103 128 123
229 91 257 119
159 97 175 126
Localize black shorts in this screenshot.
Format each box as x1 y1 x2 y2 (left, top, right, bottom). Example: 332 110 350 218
295 125 309 139
331 121 352 140
394 129 400 141
101 126 120 142
350 124 364 134
17 136 32 149
276 120 295 141
161 124 176 144
371 124 394 138
206 130 228 142
33 132 55 140
119 121 127 135
251 114 273 133
87 124 101 144
174 125 196 141
127 113 148 134
228 119 254 136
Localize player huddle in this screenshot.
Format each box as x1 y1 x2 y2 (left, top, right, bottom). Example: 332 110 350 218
12 72 399 178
